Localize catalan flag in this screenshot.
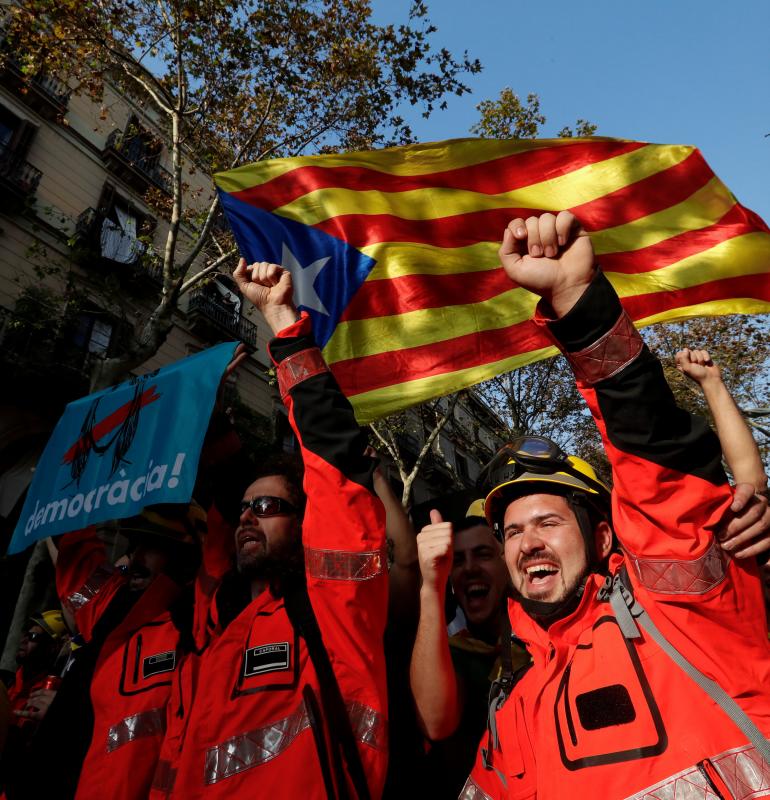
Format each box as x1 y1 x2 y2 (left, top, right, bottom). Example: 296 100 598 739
214 137 770 423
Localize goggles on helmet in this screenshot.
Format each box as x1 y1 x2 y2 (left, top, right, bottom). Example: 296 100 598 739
481 436 611 531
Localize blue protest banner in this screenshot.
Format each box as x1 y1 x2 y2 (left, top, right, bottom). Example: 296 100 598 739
8 341 238 554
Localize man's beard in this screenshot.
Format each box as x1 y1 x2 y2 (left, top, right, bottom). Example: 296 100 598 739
236 539 304 583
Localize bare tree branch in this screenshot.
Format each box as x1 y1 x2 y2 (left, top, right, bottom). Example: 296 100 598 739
178 248 238 295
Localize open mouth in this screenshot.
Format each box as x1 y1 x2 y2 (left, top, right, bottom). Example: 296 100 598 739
237 529 265 554
522 562 560 590
462 581 491 611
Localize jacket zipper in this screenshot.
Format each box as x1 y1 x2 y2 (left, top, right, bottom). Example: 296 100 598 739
697 759 730 799
133 633 143 684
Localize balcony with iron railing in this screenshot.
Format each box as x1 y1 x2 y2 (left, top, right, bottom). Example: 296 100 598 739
188 287 258 349
102 129 173 195
73 207 163 285
0 46 71 118
0 139 42 208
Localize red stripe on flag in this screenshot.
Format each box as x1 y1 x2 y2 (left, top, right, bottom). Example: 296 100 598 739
331 319 549 397
231 141 646 211
315 207 545 249
332 273 770 398
622 272 770 319
341 267 513 321
571 149 715 231
298 154 717 251
342 206 762 321
61 387 162 464
598 204 761 274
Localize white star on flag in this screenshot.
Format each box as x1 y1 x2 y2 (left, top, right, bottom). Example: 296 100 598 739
281 243 331 316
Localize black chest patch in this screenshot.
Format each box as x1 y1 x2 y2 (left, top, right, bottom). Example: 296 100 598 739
243 642 291 678
142 649 177 679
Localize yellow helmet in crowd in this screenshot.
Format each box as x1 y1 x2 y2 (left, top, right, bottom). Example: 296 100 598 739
29 610 68 641
481 437 611 533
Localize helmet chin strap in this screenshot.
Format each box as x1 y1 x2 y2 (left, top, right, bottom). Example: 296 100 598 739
519 578 588 628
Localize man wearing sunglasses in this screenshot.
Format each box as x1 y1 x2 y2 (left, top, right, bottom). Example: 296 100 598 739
168 260 388 800
463 212 770 800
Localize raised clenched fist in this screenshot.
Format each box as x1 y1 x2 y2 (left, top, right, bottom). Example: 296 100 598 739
498 211 595 317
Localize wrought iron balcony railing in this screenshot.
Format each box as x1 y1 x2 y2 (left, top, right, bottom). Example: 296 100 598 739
0 140 42 197
188 288 258 348
103 129 173 195
0 45 71 115
74 207 162 283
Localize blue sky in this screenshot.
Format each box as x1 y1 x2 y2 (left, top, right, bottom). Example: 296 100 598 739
373 0 770 223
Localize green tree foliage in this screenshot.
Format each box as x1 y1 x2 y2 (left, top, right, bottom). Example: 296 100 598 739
3 0 480 388
470 86 597 140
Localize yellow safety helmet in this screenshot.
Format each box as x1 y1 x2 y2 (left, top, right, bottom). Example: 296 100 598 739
465 498 486 519
29 610 68 641
482 437 611 532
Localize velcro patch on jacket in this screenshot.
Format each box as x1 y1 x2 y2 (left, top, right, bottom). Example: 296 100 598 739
576 684 636 730
243 642 291 678
142 650 177 679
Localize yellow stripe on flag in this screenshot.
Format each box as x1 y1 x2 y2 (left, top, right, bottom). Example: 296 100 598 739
327 231 770 364
346 345 559 423
635 298 770 328
360 241 501 280
607 232 770 296
214 137 582 193
272 145 693 225
325 287 538 364
592 178 736 256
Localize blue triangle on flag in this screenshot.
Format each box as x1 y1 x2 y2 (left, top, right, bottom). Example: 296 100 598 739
219 190 376 348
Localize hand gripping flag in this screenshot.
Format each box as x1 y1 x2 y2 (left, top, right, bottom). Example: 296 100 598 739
215 137 770 423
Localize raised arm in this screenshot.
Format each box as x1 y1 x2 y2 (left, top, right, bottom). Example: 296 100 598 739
676 348 768 492
498 212 733 562
233 257 388 686
675 347 770 559
410 510 463 740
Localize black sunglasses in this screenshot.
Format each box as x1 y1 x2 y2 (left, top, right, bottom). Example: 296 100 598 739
240 496 298 518
25 631 47 642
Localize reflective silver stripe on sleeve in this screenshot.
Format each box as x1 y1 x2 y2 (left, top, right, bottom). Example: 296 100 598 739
625 537 728 595
624 742 770 799
347 701 387 751
66 563 116 611
204 705 311 784
106 708 165 752
305 547 384 581
459 775 494 800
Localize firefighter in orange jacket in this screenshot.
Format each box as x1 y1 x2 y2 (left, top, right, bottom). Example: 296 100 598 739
462 212 770 800
165 260 389 799
55 505 204 800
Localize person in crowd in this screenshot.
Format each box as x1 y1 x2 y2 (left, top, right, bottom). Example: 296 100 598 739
411 501 528 798
462 211 770 800
0 610 68 795
52 504 205 800
163 260 389 799
6 611 68 727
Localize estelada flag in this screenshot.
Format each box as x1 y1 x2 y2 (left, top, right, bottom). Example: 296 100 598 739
215 137 770 423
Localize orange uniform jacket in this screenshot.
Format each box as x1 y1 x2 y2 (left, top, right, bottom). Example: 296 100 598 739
464 272 770 800
166 314 389 799
56 528 182 800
